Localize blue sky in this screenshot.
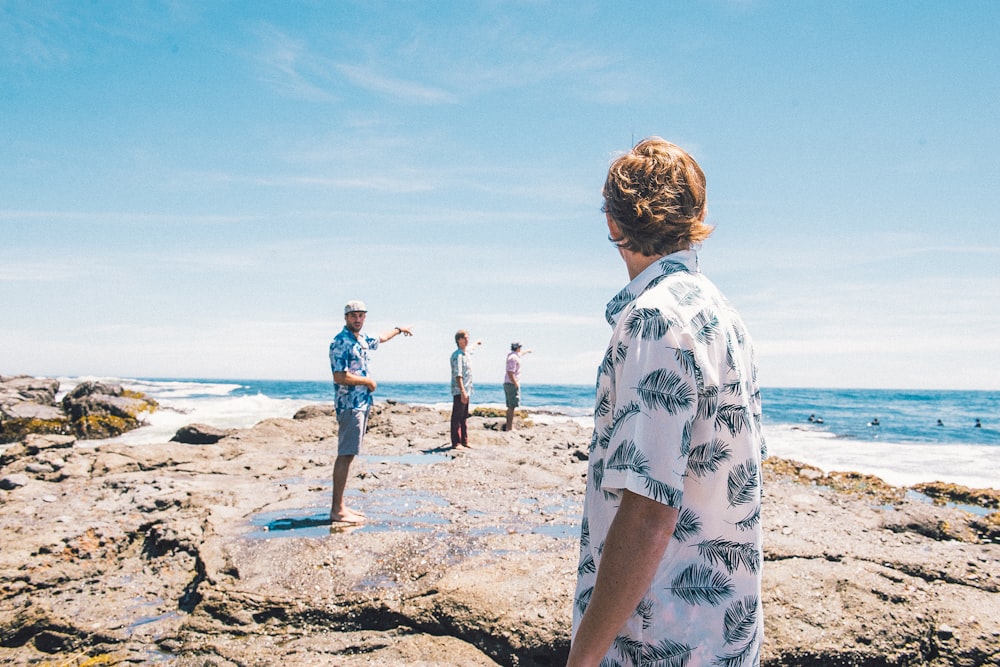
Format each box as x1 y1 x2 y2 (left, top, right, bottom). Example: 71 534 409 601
2 1 998 390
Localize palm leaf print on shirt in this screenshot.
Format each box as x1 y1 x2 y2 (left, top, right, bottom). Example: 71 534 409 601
636 369 694 414
600 341 629 378
691 309 720 344
611 401 641 436
606 289 636 324
714 635 760 667
716 403 751 437
674 348 704 390
722 595 760 645
599 346 615 378
658 257 691 275
727 460 759 507
735 503 761 532
636 597 654 629
607 440 650 476
595 390 612 418
697 537 760 574
643 476 682 506
595 401 641 452
614 636 694 667
624 307 671 340
687 438 732 478
670 563 734 606
697 384 719 421
672 508 702 542
575 585 593 616
577 552 595 576
645 639 695 667
669 280 702 306
592 458 606 493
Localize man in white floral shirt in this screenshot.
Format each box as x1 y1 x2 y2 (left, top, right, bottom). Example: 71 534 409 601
569 138 765 667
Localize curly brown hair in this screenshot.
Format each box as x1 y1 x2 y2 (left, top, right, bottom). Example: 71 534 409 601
602 137 713 256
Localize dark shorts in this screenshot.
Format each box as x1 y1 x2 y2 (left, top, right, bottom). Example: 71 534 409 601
503 382 520 409
337 408 369 456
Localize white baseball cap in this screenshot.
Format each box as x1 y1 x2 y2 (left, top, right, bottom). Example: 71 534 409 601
344 300 367 314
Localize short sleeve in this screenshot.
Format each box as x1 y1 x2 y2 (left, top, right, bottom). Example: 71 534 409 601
330 338 350 373
600 322 698 509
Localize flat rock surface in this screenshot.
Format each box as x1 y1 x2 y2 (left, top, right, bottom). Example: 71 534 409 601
1 402 998 666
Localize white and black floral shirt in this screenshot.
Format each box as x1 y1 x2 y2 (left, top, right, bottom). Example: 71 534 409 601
574 249 766 667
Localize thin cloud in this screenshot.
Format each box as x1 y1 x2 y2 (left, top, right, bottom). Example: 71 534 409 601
250 23 338 103
0 261 82 283
0 5 69 66
335 63 457 104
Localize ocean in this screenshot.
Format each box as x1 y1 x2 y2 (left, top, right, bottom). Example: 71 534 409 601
60 377 1000 491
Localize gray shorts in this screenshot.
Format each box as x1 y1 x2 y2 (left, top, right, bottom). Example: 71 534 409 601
503 382 520 409
337 408 369 456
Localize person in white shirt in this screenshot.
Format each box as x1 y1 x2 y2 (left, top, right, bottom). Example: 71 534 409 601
569 138 765 667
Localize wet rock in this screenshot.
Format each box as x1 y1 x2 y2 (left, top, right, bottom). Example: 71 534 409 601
292 404 336 420
171 423 231 444
61 381 158 439
882 500 980 542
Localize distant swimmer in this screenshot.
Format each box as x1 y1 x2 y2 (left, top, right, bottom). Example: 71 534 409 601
975 418 982 428
936 419 944 427
869 417 880 427
807 414 824 424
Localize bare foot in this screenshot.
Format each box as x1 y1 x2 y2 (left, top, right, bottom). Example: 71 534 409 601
330 508 366 524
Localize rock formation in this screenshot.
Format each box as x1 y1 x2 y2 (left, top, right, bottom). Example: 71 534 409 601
0 375 157 443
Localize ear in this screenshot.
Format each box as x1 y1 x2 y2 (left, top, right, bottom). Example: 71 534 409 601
606 213 622 239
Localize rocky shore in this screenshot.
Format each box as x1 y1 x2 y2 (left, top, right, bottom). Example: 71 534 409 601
1 400 998 666
0 375 158 443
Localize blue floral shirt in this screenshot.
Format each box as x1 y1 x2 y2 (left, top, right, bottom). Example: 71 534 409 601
573 250 766 666
329 326 380 414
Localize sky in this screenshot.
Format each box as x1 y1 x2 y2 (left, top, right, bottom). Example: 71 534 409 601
2 1 998 390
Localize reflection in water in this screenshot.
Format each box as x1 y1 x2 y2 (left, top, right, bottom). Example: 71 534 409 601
247 489 454 539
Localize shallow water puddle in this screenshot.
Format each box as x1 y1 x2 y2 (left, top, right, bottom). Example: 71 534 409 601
247 489 452 539
904 489 995 516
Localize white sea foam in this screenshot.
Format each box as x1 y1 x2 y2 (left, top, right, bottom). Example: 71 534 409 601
765 423 1000 491
84 393 314 447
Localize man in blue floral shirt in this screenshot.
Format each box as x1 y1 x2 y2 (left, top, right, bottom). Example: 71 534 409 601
329 300 412 523
569 139 765 666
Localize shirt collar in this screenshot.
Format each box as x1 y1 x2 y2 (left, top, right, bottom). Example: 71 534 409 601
605 249 700 326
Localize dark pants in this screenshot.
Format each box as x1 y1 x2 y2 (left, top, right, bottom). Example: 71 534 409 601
450 394 469 446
